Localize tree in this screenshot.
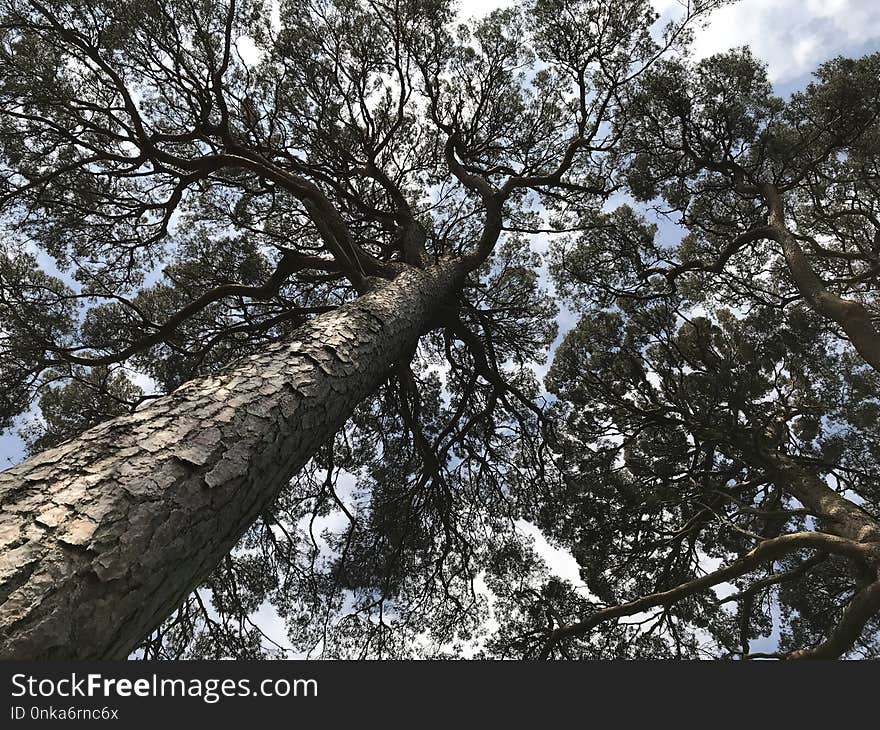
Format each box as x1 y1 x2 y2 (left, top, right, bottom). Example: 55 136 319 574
0 0 878 661
523 47 880 659
526 301 880 658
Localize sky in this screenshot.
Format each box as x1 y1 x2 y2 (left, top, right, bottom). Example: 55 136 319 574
3 0 880 657
467 0 880 87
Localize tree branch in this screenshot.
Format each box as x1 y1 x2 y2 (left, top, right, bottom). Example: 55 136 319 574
539 531 880 658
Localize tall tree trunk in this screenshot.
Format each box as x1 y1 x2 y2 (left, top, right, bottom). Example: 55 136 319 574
0 261 464 659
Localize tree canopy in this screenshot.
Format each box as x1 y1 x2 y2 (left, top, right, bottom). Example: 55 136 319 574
1 0 879 659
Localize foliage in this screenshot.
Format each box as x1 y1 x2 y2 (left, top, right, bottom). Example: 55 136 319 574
1 0 878 659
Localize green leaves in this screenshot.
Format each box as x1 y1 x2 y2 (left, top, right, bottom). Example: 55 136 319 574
21 366 143 452
0 0 876 660
539 250 880 656
0 249 77 429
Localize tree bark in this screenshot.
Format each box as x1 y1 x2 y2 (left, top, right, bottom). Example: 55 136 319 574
763 451 880 545
0 261 465 659
762 183 880 373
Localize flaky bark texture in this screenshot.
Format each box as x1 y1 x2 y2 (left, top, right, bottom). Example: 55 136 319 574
0 261 464 659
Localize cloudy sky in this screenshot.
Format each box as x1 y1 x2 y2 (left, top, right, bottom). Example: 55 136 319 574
685 0 880 84
470 0 880 89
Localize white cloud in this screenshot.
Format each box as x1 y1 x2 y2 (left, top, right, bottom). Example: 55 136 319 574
688 0 880 83
516 520 597 597
465 0 880 85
